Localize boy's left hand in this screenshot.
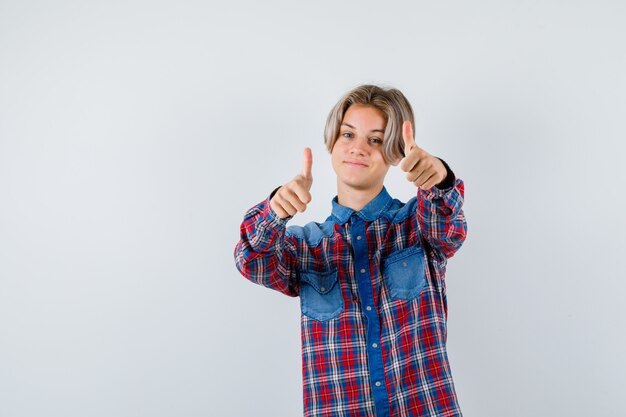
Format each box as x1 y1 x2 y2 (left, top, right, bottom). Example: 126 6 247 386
400 120 447 190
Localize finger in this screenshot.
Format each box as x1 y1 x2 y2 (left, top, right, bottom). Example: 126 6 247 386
406 166 426 183
276 194 298 216
291 181 312 204
282 188 307 212
274 205 290 219
408 157 432 180
301 147 313 180
415 164 436 185
414 170 436 189
421 174 440 190
270 198 290 219
402 120 416 155
401 145 425 173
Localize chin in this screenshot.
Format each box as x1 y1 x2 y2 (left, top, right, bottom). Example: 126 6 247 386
341 178 372 190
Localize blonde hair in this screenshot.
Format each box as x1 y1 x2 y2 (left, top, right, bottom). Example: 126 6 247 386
324 84 414 164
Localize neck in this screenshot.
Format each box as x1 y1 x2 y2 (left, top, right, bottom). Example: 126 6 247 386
336 181 383 212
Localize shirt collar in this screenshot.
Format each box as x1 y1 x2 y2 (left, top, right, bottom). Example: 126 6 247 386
331 186 392 225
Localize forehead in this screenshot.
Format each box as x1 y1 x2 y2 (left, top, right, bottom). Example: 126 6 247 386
342 104 386 130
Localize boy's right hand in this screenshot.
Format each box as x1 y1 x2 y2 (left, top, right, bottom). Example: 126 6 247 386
270 148 313 219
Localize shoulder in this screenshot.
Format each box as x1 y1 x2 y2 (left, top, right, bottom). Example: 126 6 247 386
380 195 418 224
285 219 337 248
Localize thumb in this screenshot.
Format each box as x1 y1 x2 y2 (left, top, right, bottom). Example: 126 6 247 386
402 120 416 155
301 147 313 180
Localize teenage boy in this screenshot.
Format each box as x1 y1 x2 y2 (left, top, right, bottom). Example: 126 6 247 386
234 84 468 417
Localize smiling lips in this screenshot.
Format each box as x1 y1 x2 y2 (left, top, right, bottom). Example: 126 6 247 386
344 160 368 168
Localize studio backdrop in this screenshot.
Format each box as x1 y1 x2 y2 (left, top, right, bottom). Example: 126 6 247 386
0 1 624 416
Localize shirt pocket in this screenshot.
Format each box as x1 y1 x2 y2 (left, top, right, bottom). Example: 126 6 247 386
382 245 427 301
300 270 344 322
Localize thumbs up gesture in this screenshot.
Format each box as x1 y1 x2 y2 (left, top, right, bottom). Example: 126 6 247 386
270 148 314 219
400 121 447 190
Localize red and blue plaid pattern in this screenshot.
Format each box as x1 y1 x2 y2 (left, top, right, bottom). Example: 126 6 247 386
234 174 467 417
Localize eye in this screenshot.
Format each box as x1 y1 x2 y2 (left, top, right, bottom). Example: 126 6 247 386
370 137 383 144
342 132 354 139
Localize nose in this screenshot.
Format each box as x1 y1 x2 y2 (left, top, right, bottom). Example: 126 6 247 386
349 136 368 155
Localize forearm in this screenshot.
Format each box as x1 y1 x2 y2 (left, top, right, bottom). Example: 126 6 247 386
234 195 300 297
416 161 468 262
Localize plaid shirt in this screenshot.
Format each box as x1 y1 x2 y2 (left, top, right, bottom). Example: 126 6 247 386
234 164 467 417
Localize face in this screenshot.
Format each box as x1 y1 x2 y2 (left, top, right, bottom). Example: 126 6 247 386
331 104 391 193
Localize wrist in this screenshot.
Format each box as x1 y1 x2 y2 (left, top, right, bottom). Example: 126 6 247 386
435 158 455 189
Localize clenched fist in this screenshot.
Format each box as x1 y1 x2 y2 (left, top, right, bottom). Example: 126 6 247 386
400 121 447 190
270 148 313 219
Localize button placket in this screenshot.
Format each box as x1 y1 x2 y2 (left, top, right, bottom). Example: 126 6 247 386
350 217 390 416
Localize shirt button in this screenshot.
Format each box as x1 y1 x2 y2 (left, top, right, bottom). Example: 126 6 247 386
360 268 366 273
375 381 382 387
320 287 326 292
402 261 407 267
366 306 372 311
356 235 362 240
372 343 378 348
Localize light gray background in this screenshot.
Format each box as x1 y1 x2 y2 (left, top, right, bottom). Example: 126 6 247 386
1 1 624 416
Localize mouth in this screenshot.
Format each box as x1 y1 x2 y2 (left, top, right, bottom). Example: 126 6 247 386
344 160 368 168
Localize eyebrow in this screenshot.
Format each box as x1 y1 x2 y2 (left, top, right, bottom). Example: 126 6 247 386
341 123 385 134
